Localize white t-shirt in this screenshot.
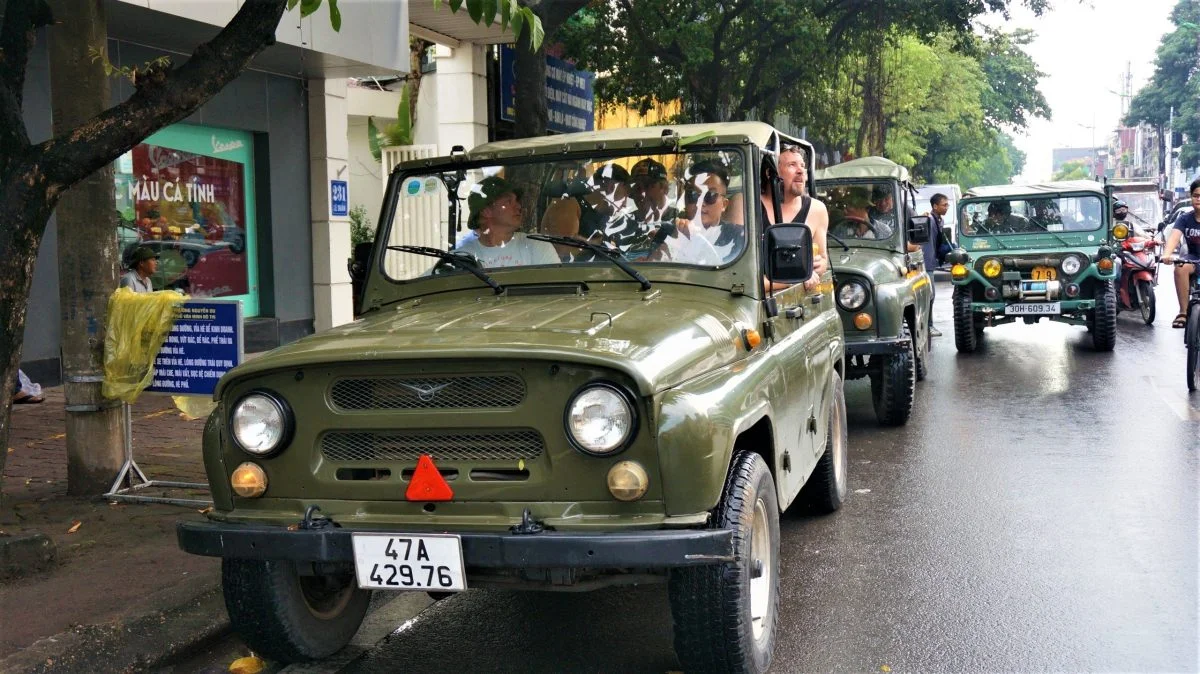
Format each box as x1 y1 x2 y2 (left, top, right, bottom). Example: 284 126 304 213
455 232 559 268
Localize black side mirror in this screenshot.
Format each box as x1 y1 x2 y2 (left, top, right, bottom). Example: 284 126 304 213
907 215 931 244
349 242 372 282
765 223 814 285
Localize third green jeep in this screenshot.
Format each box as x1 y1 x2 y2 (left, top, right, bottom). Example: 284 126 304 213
177 122 849 673
814 157 933 426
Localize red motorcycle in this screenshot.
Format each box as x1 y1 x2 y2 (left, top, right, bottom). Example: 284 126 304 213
1116 234 1160 325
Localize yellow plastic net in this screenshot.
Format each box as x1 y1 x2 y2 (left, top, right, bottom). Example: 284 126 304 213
103 287 188 403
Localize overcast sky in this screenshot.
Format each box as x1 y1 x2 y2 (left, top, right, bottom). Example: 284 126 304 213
985 0 1177 181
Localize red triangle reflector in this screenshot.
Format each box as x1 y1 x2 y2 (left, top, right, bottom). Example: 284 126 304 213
406 454 453 502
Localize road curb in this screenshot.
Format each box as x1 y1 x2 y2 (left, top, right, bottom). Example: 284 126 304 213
0 533 56 581
0 575 227 674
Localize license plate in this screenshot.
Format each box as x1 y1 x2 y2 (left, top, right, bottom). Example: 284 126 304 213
1031 266 1057 281
351 533 467 591
1007 302 1061 315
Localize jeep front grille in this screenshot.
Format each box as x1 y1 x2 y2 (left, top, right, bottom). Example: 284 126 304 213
329 375 526 410
321 429 544 462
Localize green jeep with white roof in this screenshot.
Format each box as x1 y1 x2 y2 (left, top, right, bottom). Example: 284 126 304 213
814 157 933 426
947 180 1120 352
177 122 849 672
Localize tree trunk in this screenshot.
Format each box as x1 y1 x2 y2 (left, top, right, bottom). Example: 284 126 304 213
512 0 589 139
47 0 124 494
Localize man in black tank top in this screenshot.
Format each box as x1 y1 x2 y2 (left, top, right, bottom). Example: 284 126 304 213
761 145 829 290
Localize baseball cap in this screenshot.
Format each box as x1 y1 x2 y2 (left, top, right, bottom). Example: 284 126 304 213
467 176 523 230
630 158 668 183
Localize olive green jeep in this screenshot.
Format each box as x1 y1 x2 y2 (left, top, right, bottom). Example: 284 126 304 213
814 157 933 426
947 181 1119 352
177 122 849 672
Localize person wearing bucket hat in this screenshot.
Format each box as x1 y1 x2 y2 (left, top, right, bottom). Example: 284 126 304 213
119 245 159 293
629 158 677 224
457 176 558 268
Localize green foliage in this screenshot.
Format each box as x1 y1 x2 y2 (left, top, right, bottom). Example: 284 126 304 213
349 205 375 247
367 84 414 161
1125 0 1200 168
1053 159 1092 182
87 47 171 83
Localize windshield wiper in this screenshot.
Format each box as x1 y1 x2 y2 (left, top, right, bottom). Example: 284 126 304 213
527 234 652 290
827 231 850 251
387 245 504 295
1025 220 1072 247
968 220 1010 249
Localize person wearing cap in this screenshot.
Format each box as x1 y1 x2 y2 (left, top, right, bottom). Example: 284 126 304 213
120 246 159 293
629 158 677 224
456 176 558 268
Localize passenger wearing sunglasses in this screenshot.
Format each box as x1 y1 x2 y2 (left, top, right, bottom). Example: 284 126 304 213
760 144 828 291
663 171 745 265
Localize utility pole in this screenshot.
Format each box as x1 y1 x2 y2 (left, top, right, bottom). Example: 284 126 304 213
47 0 126 494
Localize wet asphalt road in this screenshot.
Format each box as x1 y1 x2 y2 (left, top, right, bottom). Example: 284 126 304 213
190 280 1200 673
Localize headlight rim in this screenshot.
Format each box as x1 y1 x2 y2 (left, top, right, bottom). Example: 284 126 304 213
836 278 870 312
1060 255 1083 275
228 389 294 458
562 381 639 457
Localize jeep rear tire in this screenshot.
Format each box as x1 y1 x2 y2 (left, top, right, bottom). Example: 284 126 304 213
1091 281 1117 352
953 287 979 353
870 324 915 426
669 451 779 674
222 559 371 663
799 371 848 513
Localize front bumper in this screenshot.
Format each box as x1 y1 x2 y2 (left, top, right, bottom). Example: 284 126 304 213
846 335 912 357
177 520 734 568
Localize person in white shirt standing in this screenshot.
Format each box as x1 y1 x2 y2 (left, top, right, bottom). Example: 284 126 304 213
119 246 158 293
457 177 558 268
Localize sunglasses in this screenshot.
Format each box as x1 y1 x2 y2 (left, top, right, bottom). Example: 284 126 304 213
685 190 726 205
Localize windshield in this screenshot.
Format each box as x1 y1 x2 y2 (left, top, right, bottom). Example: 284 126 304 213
816 180 900 246
380 149 748 282
1115 191 1160 227
960 195 1104 237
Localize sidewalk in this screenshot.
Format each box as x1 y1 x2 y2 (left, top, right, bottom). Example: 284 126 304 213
0 387 226 671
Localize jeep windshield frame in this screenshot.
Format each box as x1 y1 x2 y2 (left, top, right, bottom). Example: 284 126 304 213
814 177 903 252
372 146 756 291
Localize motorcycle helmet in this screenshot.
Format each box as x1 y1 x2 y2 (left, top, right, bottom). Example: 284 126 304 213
1113 199 1128 220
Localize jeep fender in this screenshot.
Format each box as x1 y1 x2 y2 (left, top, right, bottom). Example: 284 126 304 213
654 354 783 516
871 282 910 339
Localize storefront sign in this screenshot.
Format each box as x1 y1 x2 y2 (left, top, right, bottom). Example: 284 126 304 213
499 46 595 134
146 300 244 396
331 180 349 217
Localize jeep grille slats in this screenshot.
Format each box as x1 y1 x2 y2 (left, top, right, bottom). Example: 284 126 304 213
321 429 544 462
330 375 525 410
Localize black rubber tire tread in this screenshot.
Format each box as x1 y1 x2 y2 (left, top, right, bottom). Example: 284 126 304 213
669 452 779 674
871 324 915 426
1092 281 1117 352
953 287 979 353
1187 305 1200 391
1137 279 1156 325
222 559 371 663
800 371 848 513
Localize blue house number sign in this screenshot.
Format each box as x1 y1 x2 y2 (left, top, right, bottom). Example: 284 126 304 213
331 180 348 217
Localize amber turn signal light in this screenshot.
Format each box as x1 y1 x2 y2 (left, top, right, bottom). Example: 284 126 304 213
951 264 968 280
742 329 762 350
853 313 873 330
231 462 267 498
1097 257 1114 272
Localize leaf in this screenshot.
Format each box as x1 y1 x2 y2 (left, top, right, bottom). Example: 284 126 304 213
395 84 413 145
481 0 497 27
367 117 382 162
328 0 341 31
510 9 525 47
523 8 544 52
299 0 322 18
67 521 82 534
466 0 484 24
499 0 512 32
449 0 465 12
229 655 265 674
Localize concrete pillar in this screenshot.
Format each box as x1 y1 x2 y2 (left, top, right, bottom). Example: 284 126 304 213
308 78 354 331
434 44 489 154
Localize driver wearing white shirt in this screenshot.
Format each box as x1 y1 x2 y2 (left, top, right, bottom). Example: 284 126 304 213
456 176 558 268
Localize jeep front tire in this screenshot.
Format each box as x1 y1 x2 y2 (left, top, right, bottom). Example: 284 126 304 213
1091 281 1117 351
870 324 915 426
222 559 371 663
669 451 780 674
953 287 979 353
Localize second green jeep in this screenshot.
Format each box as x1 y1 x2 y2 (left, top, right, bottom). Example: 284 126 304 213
815 157 933 426
177 122 849 673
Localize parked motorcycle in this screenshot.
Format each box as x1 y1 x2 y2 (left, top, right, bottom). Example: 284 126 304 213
1116 234 1160 325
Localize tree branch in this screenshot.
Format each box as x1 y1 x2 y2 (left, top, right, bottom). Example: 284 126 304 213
35 0 286 194
0 0 52 109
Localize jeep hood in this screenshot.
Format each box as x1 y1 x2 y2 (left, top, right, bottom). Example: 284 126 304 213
831 247 906 285
218 289 752 397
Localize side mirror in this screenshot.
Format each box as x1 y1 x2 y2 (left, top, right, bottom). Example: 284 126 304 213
907 215 931 244
765 223 814 285
348 242 372 282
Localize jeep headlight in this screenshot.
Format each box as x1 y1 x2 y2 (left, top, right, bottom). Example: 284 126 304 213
982 258 1003 278
1060 255 1083 275
565 384 636 456
836 279 869 312
231 392 291 456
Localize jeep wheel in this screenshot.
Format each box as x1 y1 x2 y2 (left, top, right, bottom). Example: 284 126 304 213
669 452 779 674
870 325 915 426
1092 281 1117 352
799 371 848 513
953 288 979 353
222 559 371 663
